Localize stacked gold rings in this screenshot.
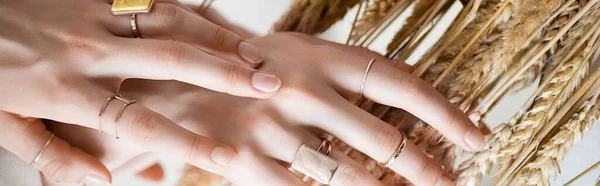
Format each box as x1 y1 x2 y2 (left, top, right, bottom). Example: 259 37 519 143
98 95 137 139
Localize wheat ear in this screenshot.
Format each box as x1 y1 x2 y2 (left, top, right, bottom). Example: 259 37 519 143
455 0 567 112
518 96 600 185
274 0 360 34
423 0 504 83
493 35 595 184
475 1 600 118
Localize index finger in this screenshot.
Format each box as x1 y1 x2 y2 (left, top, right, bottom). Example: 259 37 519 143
328 57 486 152
94 39 281 99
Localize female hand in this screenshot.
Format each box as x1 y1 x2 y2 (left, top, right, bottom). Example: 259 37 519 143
48 33 485 185
0 0 281 184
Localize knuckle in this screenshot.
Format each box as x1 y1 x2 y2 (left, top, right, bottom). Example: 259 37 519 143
373 125 402 158
416 160 442 185
155 41 186 66
186 136 203 163
213 27 234 46
391 70 424 97
333 164 367 185
130 112 161 142
152 3 183 31
224 63 241 89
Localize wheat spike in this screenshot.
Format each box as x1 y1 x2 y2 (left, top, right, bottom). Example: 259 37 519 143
274 0 360 34
350 0 400 41
509 1 580 93
493 40 593 180
385 0 436 53
423 0 509 83
518 103 600 185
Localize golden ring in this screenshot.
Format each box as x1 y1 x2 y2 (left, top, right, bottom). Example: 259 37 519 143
381 132 407 167
30 133 54 167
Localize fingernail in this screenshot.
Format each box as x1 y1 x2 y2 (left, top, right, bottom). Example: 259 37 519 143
81 174 111 186
238 42 262 64
251 72 282 93
211 146 236 166
464 127 486 151
436 175 455 186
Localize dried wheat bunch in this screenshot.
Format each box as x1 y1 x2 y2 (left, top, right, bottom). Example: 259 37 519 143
518 103 600 185
274 0 361 34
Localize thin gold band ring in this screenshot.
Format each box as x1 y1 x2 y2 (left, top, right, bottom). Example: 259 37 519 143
30 133 54 167
359 59 375 99
381 132 407 167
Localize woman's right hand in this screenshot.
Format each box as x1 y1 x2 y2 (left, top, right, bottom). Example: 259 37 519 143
0 0 280 185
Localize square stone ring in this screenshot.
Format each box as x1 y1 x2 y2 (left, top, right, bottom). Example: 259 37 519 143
291 138 339 184
110 0 155 38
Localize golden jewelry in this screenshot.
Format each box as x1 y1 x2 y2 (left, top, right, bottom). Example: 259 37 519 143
381 132 407 167
130 14 142 39
316 138 333 156
291 145 339 184
111 0 154 15
359 59 375 99
98 95 137 139
30 133 54 167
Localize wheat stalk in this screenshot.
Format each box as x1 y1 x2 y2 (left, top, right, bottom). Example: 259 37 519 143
386 0 437 54
412 0 485 76
349 0 405 43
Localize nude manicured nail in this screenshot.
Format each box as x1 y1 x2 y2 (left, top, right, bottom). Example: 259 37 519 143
464 127 486 151
81 174 111 186
436 175 455 186
238 42 262 64
211 146 236 166
251 72 282 93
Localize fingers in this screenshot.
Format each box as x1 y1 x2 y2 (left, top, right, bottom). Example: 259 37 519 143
0 112 111 185
254 127 384 186
102 2 263 66
221 152 307 186
96 102 238 173
325 57 485 152
389 141 454 186
97 38 281 99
